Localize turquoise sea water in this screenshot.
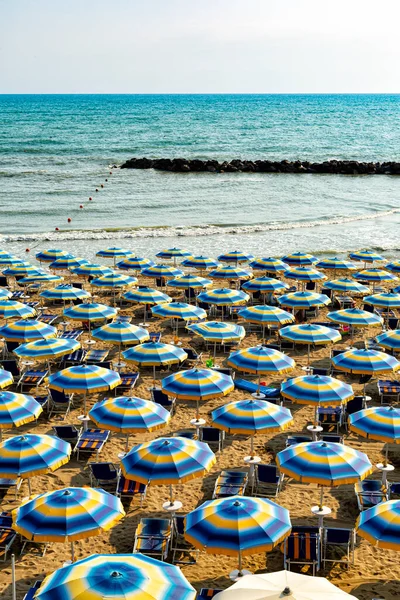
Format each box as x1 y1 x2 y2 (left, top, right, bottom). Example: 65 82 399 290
0 94 400 260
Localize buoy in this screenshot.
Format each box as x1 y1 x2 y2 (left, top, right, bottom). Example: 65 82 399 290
25 248 30 253
95 188 99 192
109 171 112 175
105 178 108 182
55 227 59 231
80 205 83 209
89 197 92 201
101 184 104 188
67 218 71 223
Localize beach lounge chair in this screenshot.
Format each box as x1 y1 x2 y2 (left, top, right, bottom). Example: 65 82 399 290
355 480 388 511
345 396 364 422
10 290 24 300
317 406 343 433
133 517 171 561
200 427 225 452
60 349 86 367
388 317 399 330
253 463 284 497
285 435 312 447
149 332 162 343
283 526 321 575
151 388 176 414
38 313 57 325
377 380 400 404
89 462 118 491
116 474 147 506
310 367 330 376
60 328 84 340
198 590 224 600
113 314 131 323
212 470 248 499
48 388 74 418
182 347 202 363
114 372 139 396
171 514 198 564
0 525 17 561
17 369 48 392
0 478 22 500
35 395 49 413
321 433 344 444
53 425 81 445
211 366 234 378
365 338 383 351
388 482 400 500
234 378 281 402
1 358 20 376
323 527 355 568
85 348 109 364
75 428 110 460
23 580 43 600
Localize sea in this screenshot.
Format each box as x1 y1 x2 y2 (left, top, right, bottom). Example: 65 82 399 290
1 94 400 262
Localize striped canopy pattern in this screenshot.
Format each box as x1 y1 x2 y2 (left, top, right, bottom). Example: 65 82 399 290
185 495 291 556
249 257 289 273
277 291 331 308
12 487 125 543
217 251 254 263
168 274 212 289
123 287 171 304
72 263 113 277
91 322 149 345
96 247 133 258
355 268 397 283
356 500 400 551
188 321 245 342
242 277 288 293
281 375 354 406
141 265 183 279
211 398 293 435
64 303 117 321
327 308 383 327
364 293 400 308
349 406 400 443
0 300 36 320
19 274 63 284
117 257 155 270
49 365 121 394
316 258 357 270
0 370 14 389
151 302 206 321
162 368 234 400
376 330 400 352
91 273 137 288
0 319 57 341
238 305 295 325
281 252 317 266
197 288 249 306
349 250 384 263
386 262 400 273
0 433 71 479
3 265 42 276
208 266 252 280
40 285 90 300
277 441 372 486
182 255 220 270
331 349 400 375
123 342 187 367
0 288 12 300
324 278 370 294
227 346 295 375
49 257 88 270
285 267 326 282
156 248 192 259
34 553 196 600
89 396 170 433
36 249 69 262
121 436 216 484
14 338 80 360
0 392 42 429
279 323 341 345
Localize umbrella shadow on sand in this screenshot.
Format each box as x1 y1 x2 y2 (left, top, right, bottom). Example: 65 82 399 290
350 579 400 600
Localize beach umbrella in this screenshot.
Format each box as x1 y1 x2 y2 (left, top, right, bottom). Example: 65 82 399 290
13 487 125 561
227 346 295 397
242 277 288 302
156 247 192 266
213 570 358 600
316 258 357 271
0 319 57 342
185 495 291 579
281 252 317 266
92 322 149 368
327 308 383 345
96 247 133 266
364 292 400 308
89 395 170 450
13 338 80 367
354 268 397 291
49 256 88 272
279 323 341 364
34 553 196 600
121 436 216 509
40 284 91 306
182 255 220 271
117 256 155 272
208 266 252 284
376 329 400 352
151 301 206 333
36 249 69 263
188 321 245 359
349 249 384 266
386 261 400 274
168 274 212 289
141 264 183 284
277 291 331 309
356 500 400 551
324 278 370 294
63 303 117 342
91 273 137 306
18 274 64 286
0 433 71 493
0 370 14 389
332 348 400 375
123 342 187 383
72 263 113 279
0 300 36 320
218 251 254 265
0 256 23 266
277 441 372 518
0 391 42 441
0 288 12 300
249 257 289 274
238 305 295 343
123 286 171 326
3 265 42 277
197 288 249 318
285 267 326 290
48 365 121 414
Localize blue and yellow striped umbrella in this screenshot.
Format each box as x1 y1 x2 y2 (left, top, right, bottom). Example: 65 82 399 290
49 256 88 270
34 553 196 600
324 278 370 294
0 300 36 320
349 406 400 443
117 256 155 271
91 322 149 346
182 255 220 270
151 302 207 321
162 368 234 400
281 375 354 406
364 293 400 308
36 249 70 263
123 287 171 305
0 319 57 341
277 291 331 309
19 273 64 285
0 370 13 389
0 392 42 436
91 273 138 288
227 346 295 375
40 285 91 301
3 265 42 277
14 338 80 361
376 329 400 352
121 436 216 485
89 396 170 434
72 263 113 277
49 365 121 394
0 256 22 266
185 495 291 556
280 324 341 345
356 500 400 551
63 302 117 322
276 441 372 486
0 433 71 479
242 276 288 293
327 308 383 328
217 251 254 264
331 349 400 375
208 266 252 280
355 268 398 283
188 321 245 342
0 288 12 300
349 249 384 263
156 248 192 260
285 267 327 282
96 247 133 260
281 252 317 266
123 342 187 368
197 288 249 306
249 257 289 273
238 305 294 325
168 274 212 289
13 487 125 544
386 261 400 274
316 258 357 271
211 398 293 435
141 264 183 279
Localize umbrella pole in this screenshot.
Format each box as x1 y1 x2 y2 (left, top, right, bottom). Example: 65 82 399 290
384 443 389 468
71 541 75 562
169 483 173 504
214 341 217 362
250 435 254 459
307 343 310 366
83 393 87 416
262 325 266 345
350 326 354 347
11 554 16 600
153 365 156 387
125 434 129 452
238 550 243 576
0 430 2 442
319 485 324 511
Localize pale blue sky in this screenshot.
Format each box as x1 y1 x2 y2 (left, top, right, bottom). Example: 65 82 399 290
1 0 399 93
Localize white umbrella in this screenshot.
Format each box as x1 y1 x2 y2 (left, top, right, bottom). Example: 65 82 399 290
214 571 357 600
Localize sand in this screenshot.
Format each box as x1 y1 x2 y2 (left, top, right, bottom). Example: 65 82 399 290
0 274 399 600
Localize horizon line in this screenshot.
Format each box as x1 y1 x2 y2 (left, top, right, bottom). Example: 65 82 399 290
1 92 400 96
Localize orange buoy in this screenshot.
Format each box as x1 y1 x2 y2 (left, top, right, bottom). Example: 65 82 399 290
95 188 99 192
55 227 59 231
101 184 104 188
109 171 112 175
89 197 92 201
80 205 83 209
25 248 30 252
67 218 71 223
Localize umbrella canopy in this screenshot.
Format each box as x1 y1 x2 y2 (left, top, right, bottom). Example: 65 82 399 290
117 256 155 271
324 278 370 294
349 405 400 443
40 285 91 301
238 305 294 325
0 319 57 341
123 342 187 367
14 338 80 361
151 302 206 321
279 324 341 345
285 267 326 282
0 288 12 300
49 257 88 270
91 273 138 288
281 375 354 406
36 249 69 262
72 263 113 277
376 329 400 352
0 300 36 320
168 274 212 289
249 257 289 274
281 252 317 266
49 365 121 394
208 266 252 280
89 396 170 434
0 433 71 479
356 500 400 551
91 322 149 346
161 368 234 400
386 261 400 273
0 370 13 389
19 273 64 285
242 277 288 293
349 249 384 263
327 308 383 327
316 258 357 271
63 302 117 321
197 288 249 306
355 268 397 283
3 265 42 277
331 349 400 375
277 441 372 486
96 247 133 259
123 287 171 304
182 255 220 270
185 495 291 555
0 256 23 266
121 436 216 484
188 321 245 342
277 291 331 309
141 264 183 279
213 570 358 600
217 251 254 264
211 398 293 435
364 292 400 308
0 391 42 431
34 553 196 600
12 487 125 542
227 346 295 375
156 247 192 260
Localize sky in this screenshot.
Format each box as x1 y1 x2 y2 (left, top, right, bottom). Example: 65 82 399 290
1 0 399 94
